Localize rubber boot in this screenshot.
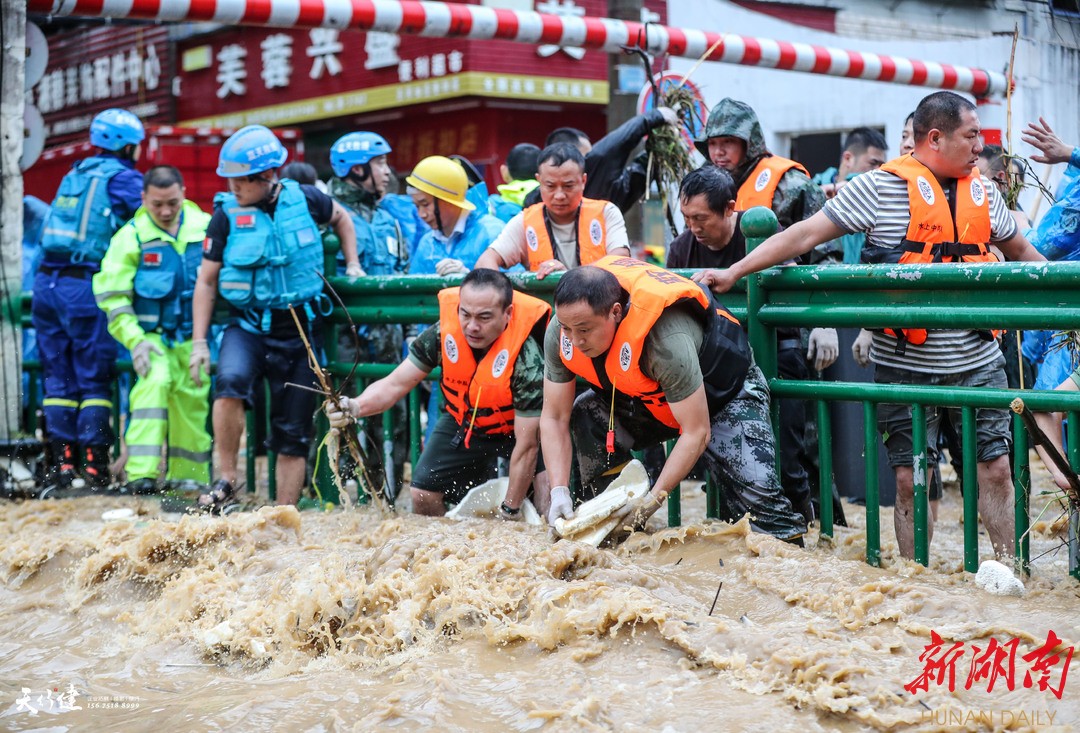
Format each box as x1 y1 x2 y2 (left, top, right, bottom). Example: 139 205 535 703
83 444 111 490
49 441 79 489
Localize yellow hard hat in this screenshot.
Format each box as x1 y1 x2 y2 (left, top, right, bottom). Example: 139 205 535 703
405 155 476 211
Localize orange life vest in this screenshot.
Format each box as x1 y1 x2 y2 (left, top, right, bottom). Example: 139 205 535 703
438 287 551 437
735 156 810 211
878 154 1000 352
521 198 609 271
558 256 742 430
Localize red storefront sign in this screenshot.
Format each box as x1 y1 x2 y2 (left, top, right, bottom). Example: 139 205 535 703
176 0 665 128
33 25 173 148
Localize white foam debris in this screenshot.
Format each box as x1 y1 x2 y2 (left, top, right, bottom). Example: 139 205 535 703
203 621 234 647
974 560 1025 597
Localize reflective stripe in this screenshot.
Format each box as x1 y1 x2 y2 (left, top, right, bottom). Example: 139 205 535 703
127 444 164 457
131 408 168 421
220 282 251 292
95 289 133 303
44 398 80 408
108 305 136 322
170 447 212 463
80 398 113 409
79 176 102 242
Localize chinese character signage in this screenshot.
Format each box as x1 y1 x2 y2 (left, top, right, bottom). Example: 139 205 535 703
36 26 172 147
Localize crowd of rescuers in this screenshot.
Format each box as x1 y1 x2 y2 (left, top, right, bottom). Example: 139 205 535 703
28 91 1080 560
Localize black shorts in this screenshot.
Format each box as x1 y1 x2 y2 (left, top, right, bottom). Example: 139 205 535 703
410 414 544 505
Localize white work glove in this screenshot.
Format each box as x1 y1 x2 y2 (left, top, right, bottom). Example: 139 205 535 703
188 339 211 387
547 485 575 525
345 262 365 278
852 329 873 368
131 339 163 378
435 258 468 277
807 328 839 372
610 491 665 533
324 397 357 430
656 106 679 127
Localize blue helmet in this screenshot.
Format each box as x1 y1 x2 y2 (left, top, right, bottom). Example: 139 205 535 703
89 109 145 151
217 125 288 178
329 132 392 178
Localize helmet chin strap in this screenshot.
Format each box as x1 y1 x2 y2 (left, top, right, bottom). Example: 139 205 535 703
255 175 280 207
433 199 445 235
346 163 372 187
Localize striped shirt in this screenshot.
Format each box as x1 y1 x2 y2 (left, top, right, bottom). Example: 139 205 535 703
823 167 1018 374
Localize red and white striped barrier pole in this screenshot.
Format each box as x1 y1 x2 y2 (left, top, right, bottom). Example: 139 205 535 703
27 0 1008 96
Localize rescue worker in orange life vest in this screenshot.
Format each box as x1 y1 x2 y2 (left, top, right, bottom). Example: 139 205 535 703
696 98 824 232
475 143 631 278
695 91 1045 561
541 257 807 544
325 269 552 519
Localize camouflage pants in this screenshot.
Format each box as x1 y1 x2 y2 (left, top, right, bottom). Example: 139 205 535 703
571 365 807 541
337 324 408 499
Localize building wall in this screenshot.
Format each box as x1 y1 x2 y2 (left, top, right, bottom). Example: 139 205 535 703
667 0 1080 215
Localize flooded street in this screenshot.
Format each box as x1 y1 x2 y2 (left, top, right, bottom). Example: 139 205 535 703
1 462 1077 732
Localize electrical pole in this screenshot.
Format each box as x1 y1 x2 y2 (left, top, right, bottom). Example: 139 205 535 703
1 0 27 441
607 0 645 243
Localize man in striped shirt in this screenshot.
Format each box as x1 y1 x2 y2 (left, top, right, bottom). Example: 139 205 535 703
694 91 1045 561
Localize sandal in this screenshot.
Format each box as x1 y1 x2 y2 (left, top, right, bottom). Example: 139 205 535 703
193 479 238 515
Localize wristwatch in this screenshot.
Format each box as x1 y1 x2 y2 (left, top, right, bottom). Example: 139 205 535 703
500 501 520 515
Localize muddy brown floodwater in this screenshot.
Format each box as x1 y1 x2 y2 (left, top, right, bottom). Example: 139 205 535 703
0 460 1077 732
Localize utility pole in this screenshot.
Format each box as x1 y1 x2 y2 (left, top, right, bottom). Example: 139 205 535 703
1 0 27 441
607 0 645 244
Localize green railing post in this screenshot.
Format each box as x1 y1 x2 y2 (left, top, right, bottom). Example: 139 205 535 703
664 440 680 527
961 406 979 573
409 388 422 470
266 380 276 502
1068 410 1080 580
1013 414 1030 574
245 405 257 493
741 207 780 474
912 403 929 566
817 398 833 538
863 401 880 567
705 475 720 520
667 485 681 527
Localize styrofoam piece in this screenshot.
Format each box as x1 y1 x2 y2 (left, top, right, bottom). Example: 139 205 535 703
444 477 542 525
554 460 650 546
975 560 1025 597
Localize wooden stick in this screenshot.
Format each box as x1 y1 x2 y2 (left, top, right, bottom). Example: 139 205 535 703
1010 397 1080 504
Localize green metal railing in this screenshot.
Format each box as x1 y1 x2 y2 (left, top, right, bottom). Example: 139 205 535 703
736 207 1080 578
16 212 1080 580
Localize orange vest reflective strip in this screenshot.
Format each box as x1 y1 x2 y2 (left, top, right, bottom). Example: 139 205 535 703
735 156 810 211
522 198 609 271
438 288 551 436
879 154 999 349
558 255 712 430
